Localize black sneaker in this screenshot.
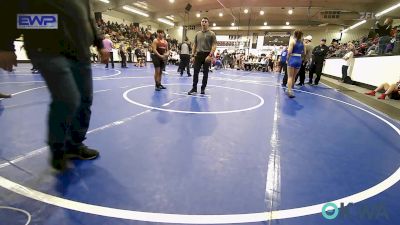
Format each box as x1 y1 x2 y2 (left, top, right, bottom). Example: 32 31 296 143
159 85 167 89
50 150 69 171
0 93 12 98
187 74 191 77
188 89 197 95
200 89 205 95
155 86 161 91
65 144 99 160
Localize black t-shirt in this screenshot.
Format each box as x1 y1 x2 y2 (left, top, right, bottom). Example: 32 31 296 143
376 23 392 37
312 45 329 62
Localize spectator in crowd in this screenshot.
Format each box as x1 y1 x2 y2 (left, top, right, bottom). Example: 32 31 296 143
169 47 179 65
375 17 393 55
127 44 132 63
215 50 221 60
328 39 340 57
119 42 128 68
103 34 114 69
178 37 192 76
90 46 98 63
134 43 145 67
268 57 274 72
365 80 400 100
341 43 355 83
393 26 400 55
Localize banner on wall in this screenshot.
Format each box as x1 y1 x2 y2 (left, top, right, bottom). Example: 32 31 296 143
216 41 250 48
263 32 291 46
252 33 258 49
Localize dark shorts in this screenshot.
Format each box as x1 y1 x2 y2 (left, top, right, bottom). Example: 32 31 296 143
151 54 165 68
390 91 400 100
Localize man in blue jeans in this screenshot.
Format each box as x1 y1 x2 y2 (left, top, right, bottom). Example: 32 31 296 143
0 0 109 171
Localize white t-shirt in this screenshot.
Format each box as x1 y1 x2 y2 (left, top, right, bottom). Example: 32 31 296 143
180 42 190 55
343 51 354 66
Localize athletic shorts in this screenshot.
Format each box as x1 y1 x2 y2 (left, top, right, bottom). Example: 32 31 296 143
151 54 165 68
288 56 302 69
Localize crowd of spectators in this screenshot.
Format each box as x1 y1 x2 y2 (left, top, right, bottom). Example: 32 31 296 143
93 18 399 74
327 18 400 58
93 19 179 66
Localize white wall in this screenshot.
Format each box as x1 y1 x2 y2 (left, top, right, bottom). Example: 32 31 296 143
166 26 184 42
323 56 400 86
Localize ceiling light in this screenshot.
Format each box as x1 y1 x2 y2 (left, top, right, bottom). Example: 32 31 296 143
342 20 366 33
133 2 148 10
286 21 290 25
99 0 110 3
122 6 149 17
288 9 293 15
375 2 400 17
166 15 174 20
244 9 249 14
196 13 201 18
219 12 223 17
264 22 267 26
157 18 175 26
231 22 235 26
169 0 175 3
213 23 216 27
260 10 264 15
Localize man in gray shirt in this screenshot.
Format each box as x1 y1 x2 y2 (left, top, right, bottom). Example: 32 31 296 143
188 17 217 95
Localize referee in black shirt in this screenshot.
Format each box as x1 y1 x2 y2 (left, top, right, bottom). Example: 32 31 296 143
309 39 329 85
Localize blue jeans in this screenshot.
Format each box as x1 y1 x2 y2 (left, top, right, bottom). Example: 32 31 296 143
29 53 93 152
378 36 391 55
